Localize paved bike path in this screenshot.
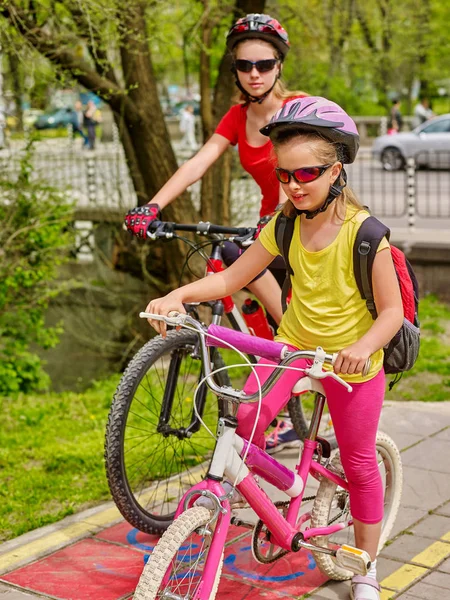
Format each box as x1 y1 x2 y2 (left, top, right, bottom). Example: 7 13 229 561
0 401 449 599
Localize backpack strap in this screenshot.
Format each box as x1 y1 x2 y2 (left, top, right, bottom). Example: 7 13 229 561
274 213 296 313
353 215 391 320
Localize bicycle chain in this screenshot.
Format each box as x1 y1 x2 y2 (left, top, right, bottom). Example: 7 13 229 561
252 496 317 564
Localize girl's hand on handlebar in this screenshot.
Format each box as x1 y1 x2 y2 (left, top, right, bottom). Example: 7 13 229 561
334 342 372 376
145 293 186 337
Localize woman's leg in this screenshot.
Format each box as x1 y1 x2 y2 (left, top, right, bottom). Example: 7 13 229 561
236 357 308 448
323 370 385 560
247 271 283 325
222 241 283 324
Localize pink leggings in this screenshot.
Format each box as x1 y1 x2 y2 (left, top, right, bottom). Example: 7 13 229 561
237 358 385 524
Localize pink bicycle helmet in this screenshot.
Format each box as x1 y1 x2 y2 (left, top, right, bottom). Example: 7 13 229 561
260 96 360 163
226 14 290 59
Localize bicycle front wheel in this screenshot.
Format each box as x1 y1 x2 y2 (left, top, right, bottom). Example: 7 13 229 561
105 329 229 535
310 431 403 580
134 507 223 600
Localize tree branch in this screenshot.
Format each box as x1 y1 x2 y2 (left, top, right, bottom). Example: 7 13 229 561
2 2 139 120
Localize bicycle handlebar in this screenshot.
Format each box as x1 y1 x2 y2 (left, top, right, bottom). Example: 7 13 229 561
147 220 257 240
139 312 372 400
206 323 289 363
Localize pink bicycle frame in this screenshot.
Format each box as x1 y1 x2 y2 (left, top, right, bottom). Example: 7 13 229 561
169 429 349 599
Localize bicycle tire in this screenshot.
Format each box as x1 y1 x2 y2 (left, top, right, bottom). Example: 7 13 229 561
310 431 403 580
288 394 337 449
134 507 223 600
105 329 230 535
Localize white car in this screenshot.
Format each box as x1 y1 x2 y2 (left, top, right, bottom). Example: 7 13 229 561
372 114 450 171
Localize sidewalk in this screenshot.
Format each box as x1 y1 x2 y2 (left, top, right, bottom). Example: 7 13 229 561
0 401 449 599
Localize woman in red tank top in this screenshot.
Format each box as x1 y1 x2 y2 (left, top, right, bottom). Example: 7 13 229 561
126 14 307 325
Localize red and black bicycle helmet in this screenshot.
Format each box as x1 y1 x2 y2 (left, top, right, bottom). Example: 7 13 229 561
226 14 290 60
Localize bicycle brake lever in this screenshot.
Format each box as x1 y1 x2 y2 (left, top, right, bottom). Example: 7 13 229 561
305 347 353 393
139 311 187 327
231 231 256 248
147 221 172 240
318 371 353 393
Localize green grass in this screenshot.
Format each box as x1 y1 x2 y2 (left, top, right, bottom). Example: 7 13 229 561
387 295 450 401
0 377 120 542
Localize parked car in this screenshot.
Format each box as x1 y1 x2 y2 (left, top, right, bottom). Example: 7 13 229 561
171 100 200 116
23 109 44 129
372 114 450 171
34 108 77 130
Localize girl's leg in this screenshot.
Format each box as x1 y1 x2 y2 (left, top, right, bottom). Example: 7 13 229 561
236 357 308 448
353 519 382 561
323 371 385 599
322 370 385 559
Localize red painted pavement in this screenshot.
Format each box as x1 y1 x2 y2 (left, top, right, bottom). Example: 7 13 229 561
1 521 328 599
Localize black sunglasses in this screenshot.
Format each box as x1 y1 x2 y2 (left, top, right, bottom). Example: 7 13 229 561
234 59 278 73
275 164 333 185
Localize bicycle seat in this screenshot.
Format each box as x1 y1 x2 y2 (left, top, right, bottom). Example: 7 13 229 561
292 377 325 396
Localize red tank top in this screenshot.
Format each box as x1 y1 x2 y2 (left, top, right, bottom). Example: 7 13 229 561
215 96 306 218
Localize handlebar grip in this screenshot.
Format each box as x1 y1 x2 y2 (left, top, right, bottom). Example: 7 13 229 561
362 358 371 377
331 353 371 376
206 324 287 363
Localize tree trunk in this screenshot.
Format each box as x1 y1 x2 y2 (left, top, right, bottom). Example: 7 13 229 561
2 1 199 284
6 49 23 131
117 1 198 281
199 3 215 220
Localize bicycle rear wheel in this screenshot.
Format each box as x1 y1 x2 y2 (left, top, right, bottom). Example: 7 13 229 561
105 329 229 535
134 507 223 600
310 431 403 580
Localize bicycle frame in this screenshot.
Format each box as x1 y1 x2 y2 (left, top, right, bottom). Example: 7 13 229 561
150 317 353 600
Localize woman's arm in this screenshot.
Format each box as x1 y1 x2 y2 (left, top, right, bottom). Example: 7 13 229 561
152 134 230 210
146 240 275 335
335 248 404 375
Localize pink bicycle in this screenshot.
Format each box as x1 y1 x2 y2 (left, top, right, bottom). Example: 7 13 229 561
133 313 403 600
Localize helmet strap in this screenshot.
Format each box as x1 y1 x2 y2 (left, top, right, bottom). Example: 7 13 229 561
295 168 347 220
233 68 280 105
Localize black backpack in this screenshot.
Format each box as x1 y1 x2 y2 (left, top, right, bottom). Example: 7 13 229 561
274 212 420 379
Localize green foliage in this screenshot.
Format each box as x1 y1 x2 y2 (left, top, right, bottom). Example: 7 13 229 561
0 140 74 394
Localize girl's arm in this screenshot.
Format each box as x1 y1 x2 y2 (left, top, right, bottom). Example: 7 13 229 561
146 240 275 336
334 248 404 375
152 134 230 210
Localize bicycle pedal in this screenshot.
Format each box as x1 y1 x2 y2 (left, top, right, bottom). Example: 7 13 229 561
314 437 332 459
335 545 371 575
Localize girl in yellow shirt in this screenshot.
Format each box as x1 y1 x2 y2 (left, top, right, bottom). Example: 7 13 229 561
146 97 403 600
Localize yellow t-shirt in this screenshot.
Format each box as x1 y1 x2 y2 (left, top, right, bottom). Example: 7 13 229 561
259 207 389 382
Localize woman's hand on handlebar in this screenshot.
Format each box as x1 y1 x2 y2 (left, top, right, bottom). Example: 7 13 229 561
125 203 161 238
145 292 186 337
333 341 372 376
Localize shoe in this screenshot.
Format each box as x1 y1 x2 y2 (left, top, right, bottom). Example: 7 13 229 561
350 575 380 600
265 419 301 455
194 481 247 510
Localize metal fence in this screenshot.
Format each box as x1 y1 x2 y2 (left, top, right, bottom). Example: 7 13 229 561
1 141 449 227
0 141 138 212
